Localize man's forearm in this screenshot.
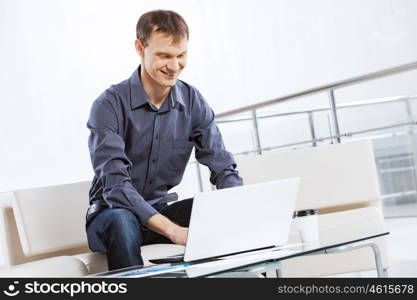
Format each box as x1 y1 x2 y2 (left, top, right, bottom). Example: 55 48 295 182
145 213 188 245
145 213 176 236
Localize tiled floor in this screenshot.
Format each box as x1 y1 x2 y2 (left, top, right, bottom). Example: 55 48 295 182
329 216 417 278
384 217 417 277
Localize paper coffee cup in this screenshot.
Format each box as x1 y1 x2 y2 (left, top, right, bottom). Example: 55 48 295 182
293 210 320 248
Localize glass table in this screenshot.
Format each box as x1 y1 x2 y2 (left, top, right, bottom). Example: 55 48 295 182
91 231 389 278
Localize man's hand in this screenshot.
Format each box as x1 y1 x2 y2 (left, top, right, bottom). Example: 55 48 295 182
166 226 188 245
145 213 188 245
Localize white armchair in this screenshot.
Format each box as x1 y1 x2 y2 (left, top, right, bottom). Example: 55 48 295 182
235 139 390 277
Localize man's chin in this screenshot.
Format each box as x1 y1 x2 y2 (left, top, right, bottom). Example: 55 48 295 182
159 79 177 87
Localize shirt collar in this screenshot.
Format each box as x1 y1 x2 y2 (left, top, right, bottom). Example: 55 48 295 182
171 83 185 108
129 65 185 110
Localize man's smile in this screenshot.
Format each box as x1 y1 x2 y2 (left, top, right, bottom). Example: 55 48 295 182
161 70 176 79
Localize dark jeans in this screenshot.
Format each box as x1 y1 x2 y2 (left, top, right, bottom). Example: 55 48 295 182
86 198 193 271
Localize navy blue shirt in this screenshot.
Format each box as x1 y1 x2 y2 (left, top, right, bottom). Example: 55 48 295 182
87 66 243 225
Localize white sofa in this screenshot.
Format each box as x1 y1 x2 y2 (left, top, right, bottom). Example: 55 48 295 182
0 182 184 277
0 139 389 277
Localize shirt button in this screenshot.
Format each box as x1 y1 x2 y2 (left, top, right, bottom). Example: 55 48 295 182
148 180 153 185
152 158 157 163
155 134 159 139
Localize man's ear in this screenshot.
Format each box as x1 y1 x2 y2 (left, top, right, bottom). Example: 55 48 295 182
135 39 145 57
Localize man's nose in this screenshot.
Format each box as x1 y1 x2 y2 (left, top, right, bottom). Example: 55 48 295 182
167 59 180 73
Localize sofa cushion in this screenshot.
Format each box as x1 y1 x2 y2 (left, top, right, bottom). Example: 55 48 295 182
75 244 185 276
0 256 88 278
74 252 107 275
12 181 91 257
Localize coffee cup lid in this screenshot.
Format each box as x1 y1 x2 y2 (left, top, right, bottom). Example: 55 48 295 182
293 209 318 218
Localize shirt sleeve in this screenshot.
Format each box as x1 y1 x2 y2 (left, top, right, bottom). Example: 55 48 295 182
87 98 158 225
190 88 244 189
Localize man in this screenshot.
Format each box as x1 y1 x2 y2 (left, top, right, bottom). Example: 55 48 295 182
86 10 243 271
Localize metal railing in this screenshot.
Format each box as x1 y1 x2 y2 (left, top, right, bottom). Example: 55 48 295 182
216 95 417 156
184 61 417 194
216 61 417 118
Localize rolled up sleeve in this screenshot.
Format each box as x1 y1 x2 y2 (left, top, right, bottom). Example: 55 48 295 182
87 99 158 225
191 89 243 189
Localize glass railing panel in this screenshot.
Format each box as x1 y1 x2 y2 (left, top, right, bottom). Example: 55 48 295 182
217 118 255 154
372 134 417 217
256 114 313 150
334 69 417 105
337 99 412 137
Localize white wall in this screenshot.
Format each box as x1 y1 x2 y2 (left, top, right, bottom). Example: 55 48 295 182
1 0 417 192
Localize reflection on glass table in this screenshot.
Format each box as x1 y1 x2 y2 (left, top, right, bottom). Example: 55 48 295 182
91 231 389 278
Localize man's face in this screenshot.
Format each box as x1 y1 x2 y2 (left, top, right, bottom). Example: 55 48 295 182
136 31 188 88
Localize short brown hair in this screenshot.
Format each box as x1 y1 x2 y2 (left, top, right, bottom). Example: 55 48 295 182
136 10 189 46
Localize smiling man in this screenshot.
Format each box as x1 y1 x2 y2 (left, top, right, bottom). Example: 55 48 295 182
85 10 243 270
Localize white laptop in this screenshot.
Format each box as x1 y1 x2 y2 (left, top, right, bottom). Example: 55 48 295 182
149 178 300 264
